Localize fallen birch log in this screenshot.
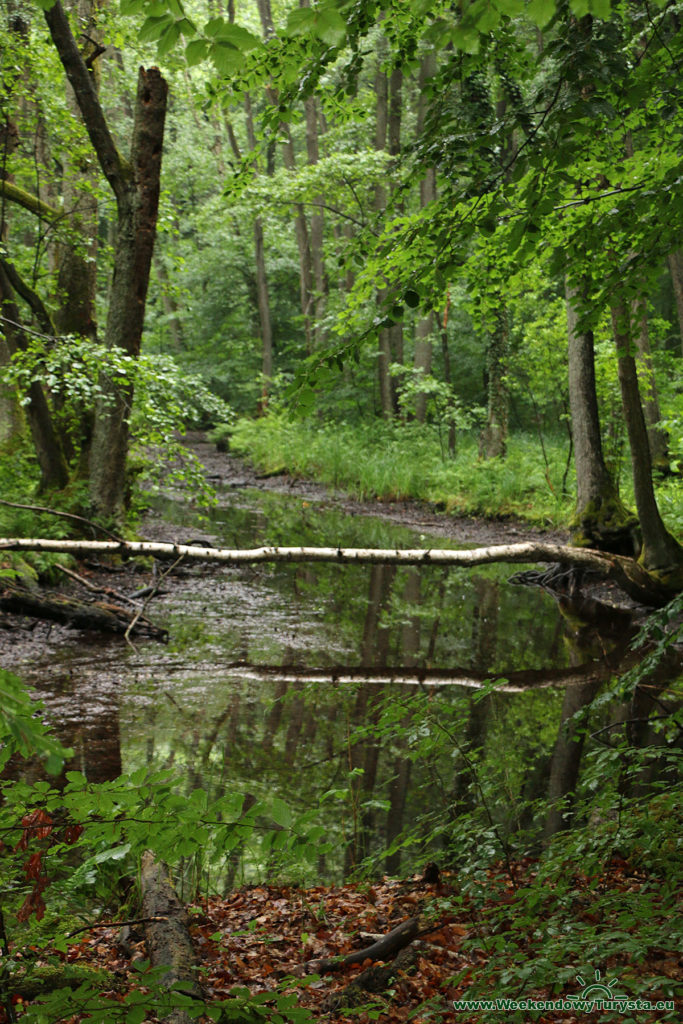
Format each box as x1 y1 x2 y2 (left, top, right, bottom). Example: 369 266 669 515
0 537 668 603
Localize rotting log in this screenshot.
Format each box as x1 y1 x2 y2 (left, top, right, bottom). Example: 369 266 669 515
0 584 166 638
322 944 422 1012
0 537 674 605
308 915 422 974
140 851 201 1024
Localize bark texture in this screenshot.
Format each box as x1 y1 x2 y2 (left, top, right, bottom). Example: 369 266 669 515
45 2 168 519
141 852 201 1024
611 298 683 578
565 280 637 553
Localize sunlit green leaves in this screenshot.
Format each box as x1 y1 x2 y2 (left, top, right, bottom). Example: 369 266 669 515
0 670 71 772
286 2 348 48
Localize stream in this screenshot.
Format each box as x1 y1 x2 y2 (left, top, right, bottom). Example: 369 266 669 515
2 444 675 884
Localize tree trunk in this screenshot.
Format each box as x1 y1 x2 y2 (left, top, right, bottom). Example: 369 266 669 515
304 90 326 346
543 676 601 842
54 0 99 343
479 306 509 458
45 3 168 520
565 279 637 553
0 537 675 604
631 297 669 473
668 250 683 357
413 56 437 423
243 94 273 403
374 63 397 417
153 254 184 352
140 851 201 1024
610 298 683 578
0 266 69 490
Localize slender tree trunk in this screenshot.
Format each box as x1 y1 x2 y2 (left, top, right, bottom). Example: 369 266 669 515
374 65 394 418
668 250 683 357
631 298 669 472
610 298 683 576
304 92 326 346
0 266 69 489
55 0 98 343
479 306 509 458
153 254 183 352
566 279 637 553
543 676 601 842
386 68 403 379
413 56 437 423
243 94 273 401
385 570 420 874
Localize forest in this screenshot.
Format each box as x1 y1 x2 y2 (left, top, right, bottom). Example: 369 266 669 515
0 0 682 1022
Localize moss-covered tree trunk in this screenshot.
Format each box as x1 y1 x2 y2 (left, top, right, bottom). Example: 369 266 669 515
565 280 636 552
610 298 683 580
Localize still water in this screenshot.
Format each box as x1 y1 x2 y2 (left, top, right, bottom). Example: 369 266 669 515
2 484 654 881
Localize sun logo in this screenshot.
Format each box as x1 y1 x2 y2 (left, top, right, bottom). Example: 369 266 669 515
567 968 621 1004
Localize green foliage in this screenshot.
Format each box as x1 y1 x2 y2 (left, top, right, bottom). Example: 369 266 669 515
3 335 234 509
0 669 324 1021
0 669 71 774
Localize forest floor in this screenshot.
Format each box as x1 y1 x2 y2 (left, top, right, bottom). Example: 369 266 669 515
16 856 680 1024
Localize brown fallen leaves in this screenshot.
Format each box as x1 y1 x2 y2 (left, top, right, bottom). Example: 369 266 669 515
6 861 682 1024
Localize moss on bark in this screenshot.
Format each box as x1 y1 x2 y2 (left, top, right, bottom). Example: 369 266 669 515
570 493 640 557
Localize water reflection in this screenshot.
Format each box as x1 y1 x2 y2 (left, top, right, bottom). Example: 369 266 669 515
3 485 679 879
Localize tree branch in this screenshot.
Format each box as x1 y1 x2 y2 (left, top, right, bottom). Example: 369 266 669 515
0 537 671 604
43 2 129 205
0 180 58 222
0 258 55 334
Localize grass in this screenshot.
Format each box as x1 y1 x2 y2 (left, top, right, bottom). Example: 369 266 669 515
221 414 577 527
219 412 683 535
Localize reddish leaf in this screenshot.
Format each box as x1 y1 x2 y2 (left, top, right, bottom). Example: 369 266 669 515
24 851 44 880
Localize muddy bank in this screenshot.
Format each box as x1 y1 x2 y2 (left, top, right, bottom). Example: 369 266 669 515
179 432 569 549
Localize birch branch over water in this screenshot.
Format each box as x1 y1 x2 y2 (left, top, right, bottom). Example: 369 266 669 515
0 537 664 603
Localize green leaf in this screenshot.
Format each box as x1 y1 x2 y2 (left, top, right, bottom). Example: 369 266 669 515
120 0 147 15
404 289 420 308
286 8 317 38
157 22 181 57
214 22 260 51
138 15 174 44
316 9 348 47
450 25 480 54
527 0 556 27
210 41 246 75
588 0 611 17
270 797 293 829
186 39 209 66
